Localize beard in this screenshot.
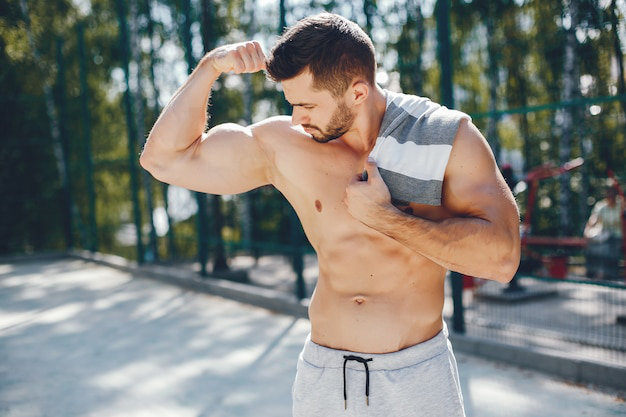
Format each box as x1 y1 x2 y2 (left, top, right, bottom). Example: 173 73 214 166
303 101 356 143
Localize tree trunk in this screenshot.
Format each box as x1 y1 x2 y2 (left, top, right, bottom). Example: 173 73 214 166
363 0 376 37
131 0 159 261
199 0 229 272
486 2 500 160
146 0 177 258
558 0 580 236
397 0 425 95
414 2 425 94
20 0 76 250
610 0 626 115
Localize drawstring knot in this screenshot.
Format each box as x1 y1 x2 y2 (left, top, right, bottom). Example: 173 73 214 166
343 355 373 409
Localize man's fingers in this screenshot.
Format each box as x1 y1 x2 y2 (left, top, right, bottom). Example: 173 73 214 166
236 43 258 72
239 41 265 73
211 41 266 74
231 52 246 73
255 42 267 70
249 41 266 70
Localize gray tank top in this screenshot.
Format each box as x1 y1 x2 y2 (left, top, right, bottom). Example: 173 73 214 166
369 90 470 206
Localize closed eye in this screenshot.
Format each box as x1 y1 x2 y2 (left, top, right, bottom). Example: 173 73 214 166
292 103 316 110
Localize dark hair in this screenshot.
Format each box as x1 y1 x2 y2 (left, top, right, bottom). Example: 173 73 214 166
266 13 376 97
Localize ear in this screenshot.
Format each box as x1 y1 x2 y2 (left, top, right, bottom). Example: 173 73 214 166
350 80 369 105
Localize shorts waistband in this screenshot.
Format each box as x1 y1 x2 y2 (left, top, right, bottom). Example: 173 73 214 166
301 322 450 372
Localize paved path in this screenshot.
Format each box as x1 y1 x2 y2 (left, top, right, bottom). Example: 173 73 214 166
1 258 624 417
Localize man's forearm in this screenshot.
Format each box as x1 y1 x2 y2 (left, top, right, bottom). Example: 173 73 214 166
146 57 221 157
371 207 519 282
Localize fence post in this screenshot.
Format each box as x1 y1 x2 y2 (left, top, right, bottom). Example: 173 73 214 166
77 22 98 252
55 36 75 250
437 0 465 333
130 0 159 262
436 0 454 109
197 193 209 276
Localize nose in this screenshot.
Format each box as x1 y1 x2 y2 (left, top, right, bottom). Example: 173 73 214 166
291 108 308 126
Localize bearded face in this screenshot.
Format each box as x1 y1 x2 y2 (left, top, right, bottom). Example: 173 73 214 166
302 100 356 143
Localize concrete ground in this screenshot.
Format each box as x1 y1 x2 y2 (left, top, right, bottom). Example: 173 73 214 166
1 257 624 417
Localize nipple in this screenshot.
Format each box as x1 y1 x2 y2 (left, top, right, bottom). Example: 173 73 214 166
315 199 323 212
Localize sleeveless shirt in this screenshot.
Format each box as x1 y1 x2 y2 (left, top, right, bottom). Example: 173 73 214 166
369 90 470 206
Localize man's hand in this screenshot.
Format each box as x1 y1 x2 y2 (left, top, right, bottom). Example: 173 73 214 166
206 41 266 75
344 158 396 226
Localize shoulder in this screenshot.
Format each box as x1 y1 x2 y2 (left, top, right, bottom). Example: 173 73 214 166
449 117 489 158
444 120 500 200
251 116 307 143
381 91 470 147
443 119 500 207
385 90 469 121
251 115 292 130
249 116 313 167
251 115 296 133
424 104 471 147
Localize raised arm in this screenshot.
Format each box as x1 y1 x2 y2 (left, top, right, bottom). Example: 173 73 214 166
344 119 521 282
140 41 271 195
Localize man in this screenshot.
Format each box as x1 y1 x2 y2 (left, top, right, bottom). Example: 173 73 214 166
584 184 624 279
140 12 520 417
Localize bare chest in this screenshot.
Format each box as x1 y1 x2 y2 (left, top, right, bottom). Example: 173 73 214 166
272 143 366 244
272 141 453 243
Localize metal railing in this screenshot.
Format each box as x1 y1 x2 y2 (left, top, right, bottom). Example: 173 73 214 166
445 274 626 367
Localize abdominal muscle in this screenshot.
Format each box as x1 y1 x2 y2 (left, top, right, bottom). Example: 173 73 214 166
307 238 448 354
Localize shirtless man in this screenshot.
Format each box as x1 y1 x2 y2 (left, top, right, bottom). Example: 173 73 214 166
140 13 520 417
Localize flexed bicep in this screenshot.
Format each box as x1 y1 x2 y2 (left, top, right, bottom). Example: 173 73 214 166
168 122 272 195
140 40 270 196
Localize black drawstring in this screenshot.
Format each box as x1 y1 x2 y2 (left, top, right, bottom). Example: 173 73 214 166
343 355 373 409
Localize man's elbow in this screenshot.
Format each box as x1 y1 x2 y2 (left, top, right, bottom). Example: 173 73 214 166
491 243 521 283
139 148 157 174
493 257 520 283
139 145 169 183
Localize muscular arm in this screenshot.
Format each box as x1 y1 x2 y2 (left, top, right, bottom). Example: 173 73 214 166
345 119 521 282
140 41 271 194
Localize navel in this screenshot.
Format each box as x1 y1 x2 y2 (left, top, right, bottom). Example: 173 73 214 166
354 297 365 306
315 199 323 213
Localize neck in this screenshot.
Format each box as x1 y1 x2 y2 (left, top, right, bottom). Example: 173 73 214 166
342 85 387 155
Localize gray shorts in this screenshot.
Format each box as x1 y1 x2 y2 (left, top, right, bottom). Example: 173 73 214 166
292 323 465 417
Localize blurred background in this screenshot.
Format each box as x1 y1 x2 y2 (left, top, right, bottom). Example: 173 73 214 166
1 0 625 372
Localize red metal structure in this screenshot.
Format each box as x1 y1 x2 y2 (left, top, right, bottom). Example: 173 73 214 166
520 158 586 278
521 158 625 279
